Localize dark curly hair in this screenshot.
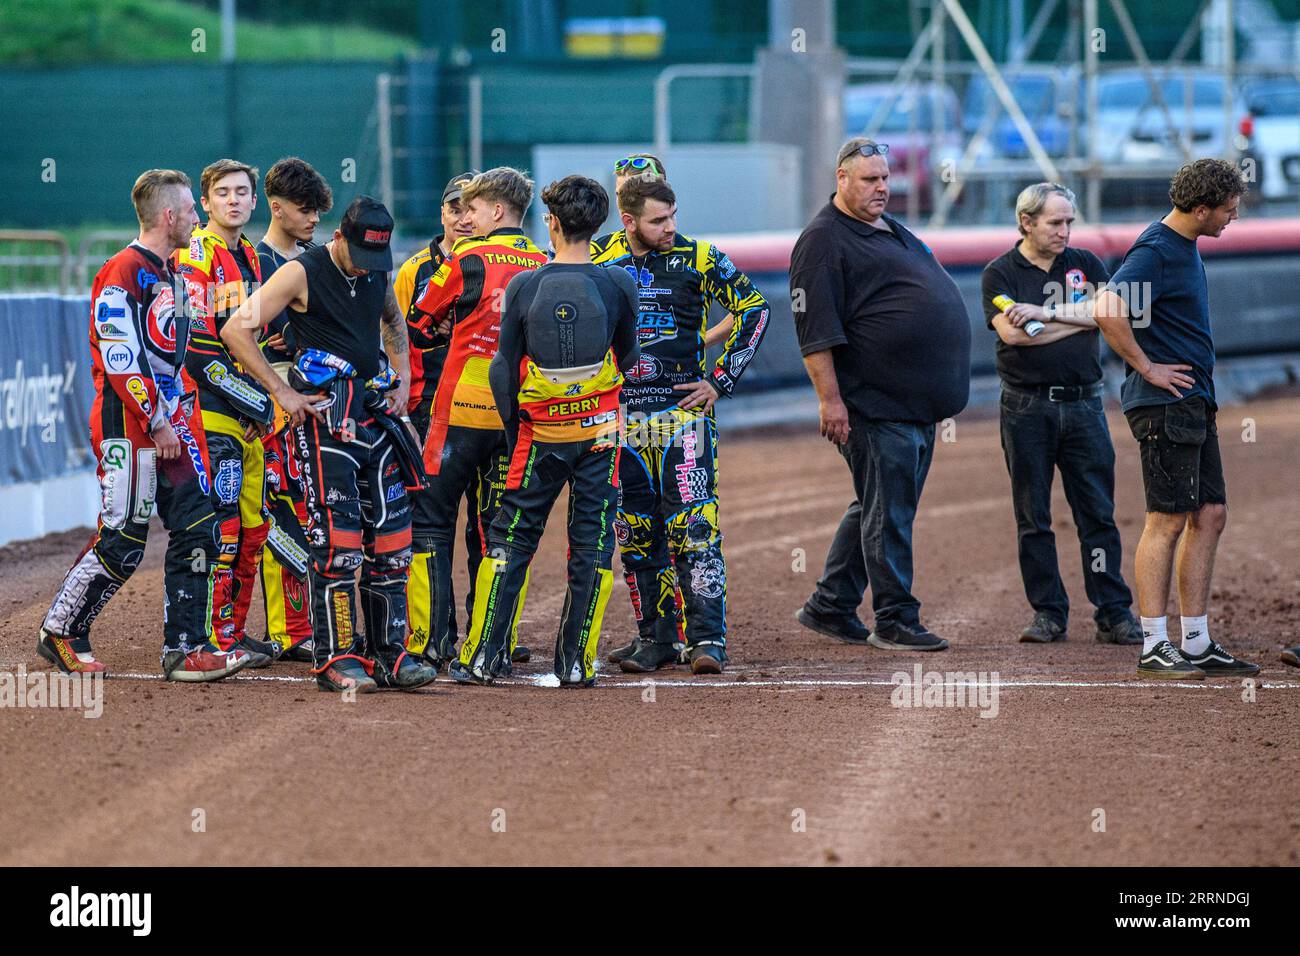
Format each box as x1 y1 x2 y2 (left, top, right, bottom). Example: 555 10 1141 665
1169 158 1246 213
263 157 333 213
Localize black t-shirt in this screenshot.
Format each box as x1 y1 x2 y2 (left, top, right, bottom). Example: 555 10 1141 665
980 244 1110 388
490 262 640 432
289 243 386 381
256 237 313 364
790 201 970 423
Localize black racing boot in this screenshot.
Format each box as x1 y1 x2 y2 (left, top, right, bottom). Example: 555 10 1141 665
619 641 681 674
606 638 640 664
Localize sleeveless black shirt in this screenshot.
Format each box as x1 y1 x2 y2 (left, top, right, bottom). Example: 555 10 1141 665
288 242 386 380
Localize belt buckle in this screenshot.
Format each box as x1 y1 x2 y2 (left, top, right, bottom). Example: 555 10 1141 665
1047 385 1065 402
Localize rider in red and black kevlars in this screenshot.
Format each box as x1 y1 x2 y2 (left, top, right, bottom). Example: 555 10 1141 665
173 159 278 666
222 196 437 694
39 169 253 683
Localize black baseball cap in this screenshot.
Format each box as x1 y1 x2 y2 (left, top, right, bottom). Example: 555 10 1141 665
442 171 479 205
340 195 394 272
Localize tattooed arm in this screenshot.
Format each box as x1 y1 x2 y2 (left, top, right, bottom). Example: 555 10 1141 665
381 283 412 415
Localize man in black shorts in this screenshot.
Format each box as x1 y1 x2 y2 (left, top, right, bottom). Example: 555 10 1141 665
1094 159 1257 680
223 196 437 693
454 175 639 685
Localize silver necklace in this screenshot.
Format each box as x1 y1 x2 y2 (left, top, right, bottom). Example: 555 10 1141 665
330 242 358 297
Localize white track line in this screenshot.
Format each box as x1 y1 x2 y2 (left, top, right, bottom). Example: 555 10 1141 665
98 671 1300 691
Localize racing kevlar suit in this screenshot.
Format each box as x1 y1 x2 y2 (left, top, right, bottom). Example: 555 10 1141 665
254 238 314 654
395 238 485 653
173 227 277 650
457 262 639 683
287 245 422 676
591 230 770 657
408 228 547 664
42 243 223 660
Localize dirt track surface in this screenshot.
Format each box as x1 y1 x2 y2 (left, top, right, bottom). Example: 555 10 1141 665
2 398 1298 866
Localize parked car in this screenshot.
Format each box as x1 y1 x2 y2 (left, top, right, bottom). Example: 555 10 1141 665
1094 69 1250 165
961 68 1082 159
1242 79 1300 200
843 82 962 214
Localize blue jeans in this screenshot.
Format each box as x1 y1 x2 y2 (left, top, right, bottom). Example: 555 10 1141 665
806 418 936 628
999 387 1133 628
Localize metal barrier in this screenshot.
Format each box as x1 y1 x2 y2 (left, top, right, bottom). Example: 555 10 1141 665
75 231 136 290
0 231 71 294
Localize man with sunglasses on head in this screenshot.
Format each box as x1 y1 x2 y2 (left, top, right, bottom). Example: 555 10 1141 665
792 137 970 652
593 154 735 668
592 165 771 675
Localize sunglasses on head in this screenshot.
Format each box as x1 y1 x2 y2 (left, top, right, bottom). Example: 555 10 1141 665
842 142 890 163
614 156 663 176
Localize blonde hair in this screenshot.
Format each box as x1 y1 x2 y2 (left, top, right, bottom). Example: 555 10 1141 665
1015 182 1076 236
131 169 192 228
461 167 534 218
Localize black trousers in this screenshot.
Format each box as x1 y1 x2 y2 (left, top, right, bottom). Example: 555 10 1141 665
460 435 619 682
412 424 511 660
806 417 935 628
1001 388 1133 628
408 397 485 651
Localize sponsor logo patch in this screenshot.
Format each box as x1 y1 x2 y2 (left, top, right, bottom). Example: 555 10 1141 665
215 458 242 505
104 343 135 372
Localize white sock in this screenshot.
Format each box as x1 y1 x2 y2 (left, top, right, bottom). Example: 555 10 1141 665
1181 615 1211 656
1140 616 1168 654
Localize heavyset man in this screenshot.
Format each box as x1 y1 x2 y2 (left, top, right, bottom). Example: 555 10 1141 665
981 182 1142 646
1093 159 1258 680
455 175 639 685
408 168 549 670
254 156 334 662
792 137 970 652
38 169 252 682
592 174 771 675
174 159 279 667
224 196 437 693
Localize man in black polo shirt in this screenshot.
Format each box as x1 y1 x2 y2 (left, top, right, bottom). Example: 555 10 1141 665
981 182 1141 646
792 137 970 652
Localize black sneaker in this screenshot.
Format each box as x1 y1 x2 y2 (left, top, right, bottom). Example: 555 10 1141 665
868 621 949 652
374 651 439 690
619 642 681 673
1019 611 1065 644
1096 616 1143 645
511 644 531 664
1179 641 1259 676
794 606 871 645
316 656 379 693
1137 640 1205 680
231 635 275 669
606 638 640 664
688 643 727 675
1282 646 1300 668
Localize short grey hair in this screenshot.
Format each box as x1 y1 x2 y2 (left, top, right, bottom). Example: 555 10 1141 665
1015 182 1076 235
837 136 885 168
461 166 535 218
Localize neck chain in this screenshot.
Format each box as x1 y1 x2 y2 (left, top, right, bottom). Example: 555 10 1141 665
330 242 359 297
